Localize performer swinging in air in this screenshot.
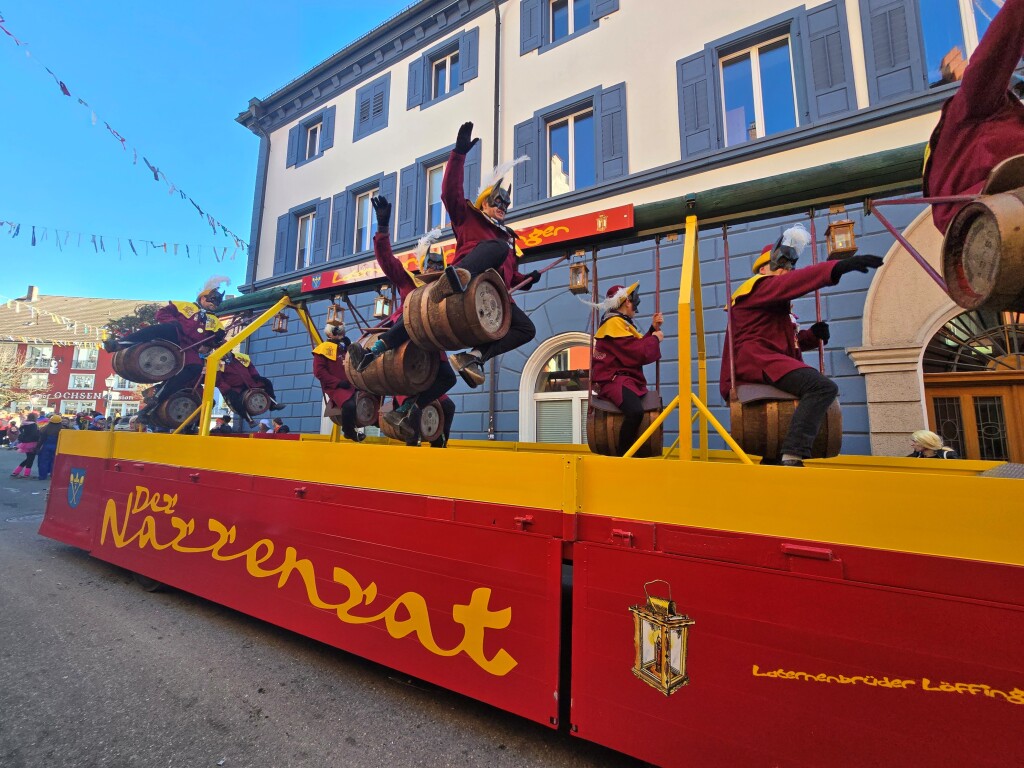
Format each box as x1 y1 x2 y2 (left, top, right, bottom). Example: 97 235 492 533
217 350 285 426
312 323 364 442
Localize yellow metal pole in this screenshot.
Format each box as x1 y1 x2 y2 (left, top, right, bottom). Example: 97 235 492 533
172 406 202 435
624 395 680 458
199 296 293 437
678 215 699 462
691 243 709 460
690 393 754 465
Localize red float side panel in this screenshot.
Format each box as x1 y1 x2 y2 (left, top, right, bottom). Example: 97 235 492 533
570 539 1024 768
41 454 564 727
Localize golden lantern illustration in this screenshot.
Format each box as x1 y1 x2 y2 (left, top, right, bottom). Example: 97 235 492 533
825 205 858 260
629 580 695 696
373 287 392 319
568 250 590 295
271 311 289 334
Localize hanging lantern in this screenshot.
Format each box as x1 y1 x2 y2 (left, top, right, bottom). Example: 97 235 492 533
373 288 392 319
271 312 289 334
825 206 858 260
629 580 695 696
568 250 590 295
326 300 345 327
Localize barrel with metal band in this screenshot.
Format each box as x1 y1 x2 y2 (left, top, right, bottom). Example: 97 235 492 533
326 391 380 429
241 388 271 417
728 383 842 461
112 339 184 384
150 389 202 431
587 391 664 458
343 329 438 397
402 268 511 351
377 399 445 443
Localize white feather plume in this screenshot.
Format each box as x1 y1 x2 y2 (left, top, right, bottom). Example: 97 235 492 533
780 225 811 256
477 155 529 200
413 228 443 261
203 274 231 292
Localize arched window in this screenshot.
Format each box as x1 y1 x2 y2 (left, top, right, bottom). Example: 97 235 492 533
519 332 591 444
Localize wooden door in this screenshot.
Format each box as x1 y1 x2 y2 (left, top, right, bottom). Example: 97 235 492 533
924 379 1024 461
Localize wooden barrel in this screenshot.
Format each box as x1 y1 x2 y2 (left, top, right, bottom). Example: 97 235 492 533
418 400 445 443
151 390 202 431
587 392 663 458
242 388 270 416
377 401 406 442
354 391 380 428
942 189 1024 312
112 339 183 384
403 268 512 352
344 338 438 397
729 397 842 461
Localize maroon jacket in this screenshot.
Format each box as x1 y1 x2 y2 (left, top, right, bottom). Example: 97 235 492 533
591 313 661 406
923 0 1024 233
442 151 530 300
719 261 839 401
216 356 260 394
154 301 225 366
375 231 414 325
313 345 355 408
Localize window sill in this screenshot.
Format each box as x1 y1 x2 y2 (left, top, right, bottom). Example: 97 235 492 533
537 22 597 55
419 85 465 111
294 151 326 169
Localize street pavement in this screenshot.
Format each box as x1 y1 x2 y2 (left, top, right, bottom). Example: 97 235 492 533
0 448 641 768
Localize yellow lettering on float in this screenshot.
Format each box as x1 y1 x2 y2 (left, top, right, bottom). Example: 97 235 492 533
100 486 518 676
520 225 570 248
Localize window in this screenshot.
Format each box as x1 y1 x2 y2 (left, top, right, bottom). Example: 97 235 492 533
69 374 95 391
273 197 331 276
25 345 52 368
60 399 96 415
397 143 481 241
921 0 997 86
286 106 336 167
72 346 98 370
721 36 798 147
354 189 378 254
353 74 390 141
548 109 595 196
678 3 855 160
24 372 49 389
407 29 479 110
426 164 449 230
519 333 592 443
513 83 627 206
112 375 132 390
520 0 619 55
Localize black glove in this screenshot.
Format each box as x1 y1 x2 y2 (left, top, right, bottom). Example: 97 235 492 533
519 270 541 291
455 121 478 155
832 255 883 278
810 321 830 344
371 196 391 231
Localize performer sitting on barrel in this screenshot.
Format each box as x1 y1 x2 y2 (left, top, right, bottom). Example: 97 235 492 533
348 195 458 442
350 122 540 389
217 351 285 426
587 282 664 457
106 276 230 421
923 0 1024 234
719 228 883 467
312 323 364 443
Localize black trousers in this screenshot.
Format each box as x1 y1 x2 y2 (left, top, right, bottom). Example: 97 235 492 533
434 397 456 448
773 367 839 459
121 322 180 345
616 388 646 457
153 364 203 406
415 359 457 408
16 452 36 470
339 398 358 438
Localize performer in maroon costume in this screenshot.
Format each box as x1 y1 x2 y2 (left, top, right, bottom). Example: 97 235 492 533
719 240 883 466
923 0 1024 234
312 324 363 442
217 351 284 426
346 196 458 443
590 282 664 457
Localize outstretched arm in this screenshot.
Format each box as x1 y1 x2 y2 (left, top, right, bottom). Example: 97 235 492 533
441 122 478 228
958 0 1024 120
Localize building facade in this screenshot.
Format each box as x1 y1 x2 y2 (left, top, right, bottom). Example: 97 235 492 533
236 0 1024 460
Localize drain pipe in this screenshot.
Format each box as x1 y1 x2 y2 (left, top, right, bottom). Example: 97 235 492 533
486 0 502 440
245 99 272 291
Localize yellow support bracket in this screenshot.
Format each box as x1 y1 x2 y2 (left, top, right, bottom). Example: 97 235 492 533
690 393 753 465
624 395 680 458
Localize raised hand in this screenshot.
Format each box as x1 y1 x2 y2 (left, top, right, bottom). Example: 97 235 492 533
455 121 479 155
371 196 391 230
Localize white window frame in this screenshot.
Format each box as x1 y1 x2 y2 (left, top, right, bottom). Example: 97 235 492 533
719 34 798 146
518 331 592 443
68 374 95 391
547 108 594 197
957 0 997 55
25 345 52 368
431 50 460 99
60 399 96 415
305 121 322 162
296 211 316 270
24 372 49 389
71 346 99 370
425 163 450 231
550 0 587 43
354 188 379 254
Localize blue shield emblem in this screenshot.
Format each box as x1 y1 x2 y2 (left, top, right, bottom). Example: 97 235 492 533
312 275 322 289
67 467 86 508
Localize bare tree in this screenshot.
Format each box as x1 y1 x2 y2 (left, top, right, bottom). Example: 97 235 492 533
106 304 161 337
0 344 51 410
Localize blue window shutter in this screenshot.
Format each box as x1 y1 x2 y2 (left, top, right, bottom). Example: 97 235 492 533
273 214 289 275
596 83 628 182
590 0 618 22
329 192 349 260
354 86 372 140
462 141 482 202
407 56 424 109
370 79 389 132
286 126 300 168
677 50 718 159
311 199 331 265
800 3 855 121
862 0 924 103
459 27 480 84
379 172 397 207
397 164 418 241
520 0 542 55
320 106 336 152
513 119 538 204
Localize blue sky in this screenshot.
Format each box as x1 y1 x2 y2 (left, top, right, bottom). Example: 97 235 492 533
0 1 415 303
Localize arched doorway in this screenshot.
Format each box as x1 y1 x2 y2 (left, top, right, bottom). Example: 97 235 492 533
518 332 591 443
922 310 1024 461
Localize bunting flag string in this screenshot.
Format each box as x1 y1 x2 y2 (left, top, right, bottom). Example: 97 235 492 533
0 293 108 343
0 218 239 262
0 11 250 254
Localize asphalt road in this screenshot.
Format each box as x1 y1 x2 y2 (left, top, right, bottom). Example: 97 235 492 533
0 448 641 768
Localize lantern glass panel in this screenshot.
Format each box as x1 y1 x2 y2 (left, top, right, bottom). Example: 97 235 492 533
641 617 660 668
669 628 684 675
